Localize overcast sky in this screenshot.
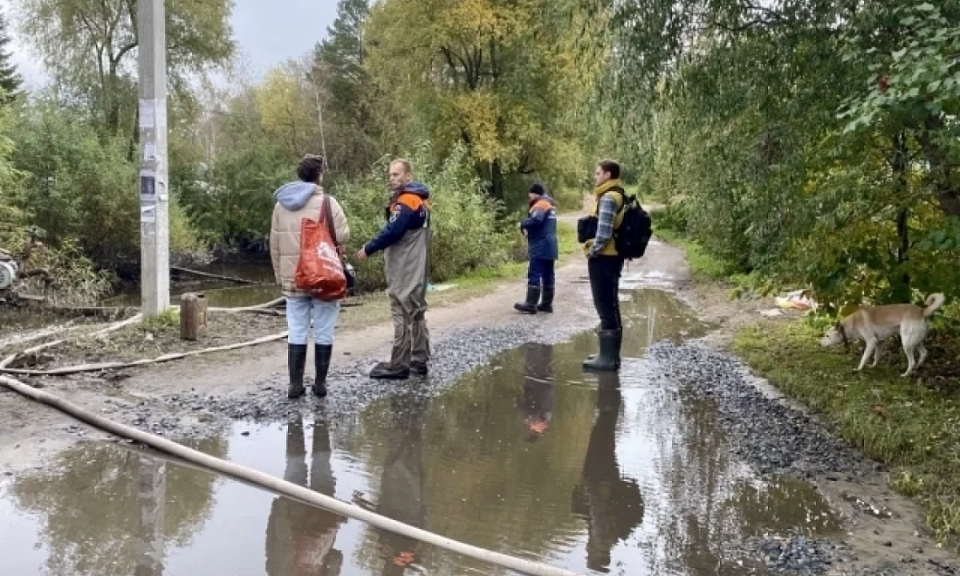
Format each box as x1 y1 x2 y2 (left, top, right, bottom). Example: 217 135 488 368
3 0 339 89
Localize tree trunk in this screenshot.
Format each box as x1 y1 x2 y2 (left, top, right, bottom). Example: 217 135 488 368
918 115 960 217
489 160 504 200
891 132 911 302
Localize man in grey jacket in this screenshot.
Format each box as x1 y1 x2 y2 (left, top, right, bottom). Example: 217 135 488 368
356 159 431 380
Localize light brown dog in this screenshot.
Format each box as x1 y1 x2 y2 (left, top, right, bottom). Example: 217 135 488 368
820 293 946 377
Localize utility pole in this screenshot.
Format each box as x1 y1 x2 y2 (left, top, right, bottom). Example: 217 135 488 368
137 0 170 316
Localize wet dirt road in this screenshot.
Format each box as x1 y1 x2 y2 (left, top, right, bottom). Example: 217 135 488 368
1 290 845 576
2 239 959 576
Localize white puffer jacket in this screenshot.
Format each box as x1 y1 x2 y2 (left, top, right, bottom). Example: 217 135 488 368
269 183 349 297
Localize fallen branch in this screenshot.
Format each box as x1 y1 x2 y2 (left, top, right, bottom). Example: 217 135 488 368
0 323 76 352
0 373 585 576
51 305 134 319
0 330 288 376
18 268 52 281
245 308 285 317
0 314 143 371
207 296 285 313
12 293 46 302
171 266 259 285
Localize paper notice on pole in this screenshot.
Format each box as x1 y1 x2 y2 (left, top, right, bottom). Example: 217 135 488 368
144 143 157 161
140 205 156 223
139 99 156 129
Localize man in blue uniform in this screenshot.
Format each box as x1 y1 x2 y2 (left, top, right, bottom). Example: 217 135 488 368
515 183 558 314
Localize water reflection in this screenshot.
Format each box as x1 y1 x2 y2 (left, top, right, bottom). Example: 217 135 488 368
1 290 844 576
135 457 167 576
8 437 226 576
265 414 345 576
516 344 555 440
101 261 279 308
354 395 429 575
572 372 645 573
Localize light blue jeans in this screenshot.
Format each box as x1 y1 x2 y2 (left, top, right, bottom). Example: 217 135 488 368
285 296 340 346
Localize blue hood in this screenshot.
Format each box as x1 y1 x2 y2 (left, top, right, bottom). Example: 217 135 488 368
274 181 318 211
397 181 430 200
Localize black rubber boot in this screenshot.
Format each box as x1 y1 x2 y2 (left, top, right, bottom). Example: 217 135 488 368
514 286 540 314
537 286 555 313
313 344 333 398
411 361 429 376
582 330 622 372
287 344 308 398
370 361 410 380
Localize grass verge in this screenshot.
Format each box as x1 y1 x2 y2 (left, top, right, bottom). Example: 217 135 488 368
453 220 579 290
653 227 737 281
733 320 960 544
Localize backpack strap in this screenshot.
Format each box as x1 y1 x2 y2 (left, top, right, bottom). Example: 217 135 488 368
602 186 626 213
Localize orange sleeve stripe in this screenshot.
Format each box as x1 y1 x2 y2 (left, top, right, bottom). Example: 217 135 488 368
533 200 552 211
396 193 426 211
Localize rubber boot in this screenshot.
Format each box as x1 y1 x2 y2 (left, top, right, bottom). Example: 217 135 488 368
537 286 555 313
370 362 410 380
514 286 540 314
411 360 429 376
287 344 308 398
313 344 332 398
582 330 622 372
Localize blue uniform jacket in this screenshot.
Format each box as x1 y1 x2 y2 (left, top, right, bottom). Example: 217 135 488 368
364 182 431 255
521 194 558 260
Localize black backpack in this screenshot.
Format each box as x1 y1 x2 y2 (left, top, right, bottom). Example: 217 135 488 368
614 193 653 260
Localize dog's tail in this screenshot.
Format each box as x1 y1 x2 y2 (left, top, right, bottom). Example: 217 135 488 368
923 293 946 317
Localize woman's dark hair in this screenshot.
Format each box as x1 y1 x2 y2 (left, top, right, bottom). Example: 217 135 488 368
297 154 324 183
597 159 621 179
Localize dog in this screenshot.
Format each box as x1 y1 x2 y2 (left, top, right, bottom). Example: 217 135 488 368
820 293 946 377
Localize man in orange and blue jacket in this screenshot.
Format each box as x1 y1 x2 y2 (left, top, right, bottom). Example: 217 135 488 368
356 159 431 380
515 183 558 314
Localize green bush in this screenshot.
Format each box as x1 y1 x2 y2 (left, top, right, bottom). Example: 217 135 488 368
12 100 209 271
332 142 511 290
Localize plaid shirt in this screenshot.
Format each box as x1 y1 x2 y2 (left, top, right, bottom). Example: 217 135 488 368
588 194 619 257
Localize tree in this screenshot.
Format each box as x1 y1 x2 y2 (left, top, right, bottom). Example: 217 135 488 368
841 3 960 219
314 0 368 127
311 0 380 175
256 62 322 160
0 91 24 251
364 0 599 202
598 0 960 307
0 9 22 103
18 0 235 136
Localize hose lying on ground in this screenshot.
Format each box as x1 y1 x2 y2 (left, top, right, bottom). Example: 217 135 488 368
1 331 289 376
0 374 585 576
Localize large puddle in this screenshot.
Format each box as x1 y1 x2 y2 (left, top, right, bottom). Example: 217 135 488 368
102 262 280 308
0 289 842 576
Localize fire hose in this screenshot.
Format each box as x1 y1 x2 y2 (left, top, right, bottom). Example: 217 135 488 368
0 374 585 576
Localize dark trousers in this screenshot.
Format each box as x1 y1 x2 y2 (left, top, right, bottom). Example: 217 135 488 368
527 258 556 288
588 256 624 330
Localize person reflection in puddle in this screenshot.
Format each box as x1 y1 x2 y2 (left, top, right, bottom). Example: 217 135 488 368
571 371 645 572
353 395 428 575
266 414 345 576
516 343 555 440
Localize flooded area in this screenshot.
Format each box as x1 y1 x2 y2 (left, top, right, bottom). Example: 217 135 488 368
0 289 844 576
101 262 280 308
